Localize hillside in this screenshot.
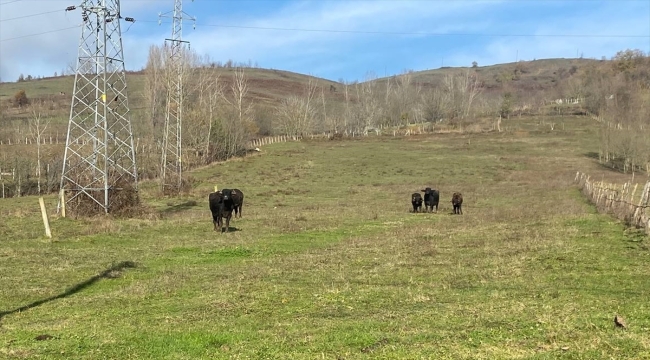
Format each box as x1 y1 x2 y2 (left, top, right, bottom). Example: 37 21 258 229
377 58 601 99
0 67 344 142
0 57 601 145
0 57 600 105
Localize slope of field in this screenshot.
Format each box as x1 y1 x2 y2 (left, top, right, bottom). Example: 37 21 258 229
1 115 648 359
0 67 344 143
377 58 600 98
0 57 599 144
0 67 342 103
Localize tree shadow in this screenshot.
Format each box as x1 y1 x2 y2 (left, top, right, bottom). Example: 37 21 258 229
584 152 636 175
0 261 137 320
161 200 199 215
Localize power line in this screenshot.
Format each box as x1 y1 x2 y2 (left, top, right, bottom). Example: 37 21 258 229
4 21 647 42
0 25 79 42
0 0 20 5
139 20 650 39
0 9 62 22
2 15 648 42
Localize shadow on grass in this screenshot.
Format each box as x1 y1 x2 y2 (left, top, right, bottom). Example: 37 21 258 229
0 261 137 320
161 200 199 215
220 226 241 233
585 152 639 175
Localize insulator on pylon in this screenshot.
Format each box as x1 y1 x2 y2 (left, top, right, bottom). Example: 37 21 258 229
65 6 76 11
125 17 135 22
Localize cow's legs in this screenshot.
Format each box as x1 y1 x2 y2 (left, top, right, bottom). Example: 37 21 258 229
225 215 231 232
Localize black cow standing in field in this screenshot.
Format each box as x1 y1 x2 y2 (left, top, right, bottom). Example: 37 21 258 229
208 191 224 232
411 192 423 213
421 187 440 213
209 189 239 232
451 192 463 215
219 189 239 232
232 188 244 218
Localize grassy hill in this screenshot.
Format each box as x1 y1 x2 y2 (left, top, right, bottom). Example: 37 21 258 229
376 58 600 98
1 115 648 358
0 67 345 144
0 57 599 111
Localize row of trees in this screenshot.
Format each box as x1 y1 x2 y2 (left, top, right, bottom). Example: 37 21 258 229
580 49 650 174
140 43 491 172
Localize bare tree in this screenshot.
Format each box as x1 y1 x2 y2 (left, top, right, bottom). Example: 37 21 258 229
143 45 166 133
275 96 306 136
440 70 483 128
274 77 317 136
29 105 50 194
219 68 253 158
205 74 223 160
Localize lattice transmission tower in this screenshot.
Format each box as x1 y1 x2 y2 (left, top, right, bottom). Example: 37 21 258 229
60 0 138 215
159 0 195 193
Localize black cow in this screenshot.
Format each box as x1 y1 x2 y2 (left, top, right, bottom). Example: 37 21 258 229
451 192 463 215
232 188 244 218
218 188 238 232
411 192 423 213
208 191 224 232
421 187 440 213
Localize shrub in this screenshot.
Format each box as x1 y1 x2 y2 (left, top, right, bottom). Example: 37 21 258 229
13 90 29 107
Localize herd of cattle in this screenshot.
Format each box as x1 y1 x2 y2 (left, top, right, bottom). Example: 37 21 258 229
208 187 463 233
411 187 463 215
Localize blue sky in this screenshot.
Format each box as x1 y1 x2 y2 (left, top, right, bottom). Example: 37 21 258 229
1 0 649 83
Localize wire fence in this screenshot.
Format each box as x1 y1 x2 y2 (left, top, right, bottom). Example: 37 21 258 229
575 171 650 234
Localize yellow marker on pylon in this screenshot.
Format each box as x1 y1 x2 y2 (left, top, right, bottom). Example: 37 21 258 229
101 94 106 102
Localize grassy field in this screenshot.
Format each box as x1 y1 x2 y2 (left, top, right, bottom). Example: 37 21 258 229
1 115 649 359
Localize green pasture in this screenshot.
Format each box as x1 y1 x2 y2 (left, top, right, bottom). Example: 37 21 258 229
1 116 648 359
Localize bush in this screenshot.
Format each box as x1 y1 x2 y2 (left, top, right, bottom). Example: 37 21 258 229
13 90 28 107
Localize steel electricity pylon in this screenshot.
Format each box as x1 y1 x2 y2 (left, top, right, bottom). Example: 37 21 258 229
159 0 195 193
60 0 137 215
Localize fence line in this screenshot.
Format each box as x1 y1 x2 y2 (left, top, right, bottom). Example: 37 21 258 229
247 135 302 148
0 122 447 148
575 171 650 233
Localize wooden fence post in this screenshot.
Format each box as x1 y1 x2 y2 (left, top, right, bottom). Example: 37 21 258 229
633 181 650 227
39 197 52 239
59 189 66 218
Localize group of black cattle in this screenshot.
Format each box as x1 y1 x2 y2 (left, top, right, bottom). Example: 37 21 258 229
411 187 463 214
208 188 245 232
208 186 462 233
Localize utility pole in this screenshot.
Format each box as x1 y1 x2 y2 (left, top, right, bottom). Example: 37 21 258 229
159 0 196 194
60 0 138 215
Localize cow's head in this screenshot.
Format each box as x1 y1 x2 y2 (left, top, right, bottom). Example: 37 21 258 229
421 187 432 194
222 189 233 201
